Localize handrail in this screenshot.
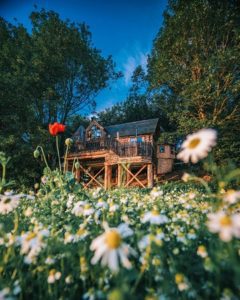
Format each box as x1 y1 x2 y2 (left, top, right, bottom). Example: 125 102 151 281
72 137 152 157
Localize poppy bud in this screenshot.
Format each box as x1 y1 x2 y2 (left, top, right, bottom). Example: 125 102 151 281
65 138 73 146
75 162 80 169
34 183 39 190
33 149 40 158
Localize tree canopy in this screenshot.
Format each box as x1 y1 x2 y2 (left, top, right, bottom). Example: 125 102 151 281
99 0 240 164
0 9 119 185
148 0 240 162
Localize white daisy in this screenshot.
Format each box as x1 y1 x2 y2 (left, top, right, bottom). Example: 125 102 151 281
17 228 49 264
83 204 95 216
47 270 61 284
197 245 208 258
177 128 217 164
71 201 86 216
96 199 108 209
223 190 240 204
0 194 20 214
91 187 102 198
181 173 191 182
90 223 134 272
66 194 75 208
109 203 119 212
207 211 240 242
150 187 163 199
142 210 169 225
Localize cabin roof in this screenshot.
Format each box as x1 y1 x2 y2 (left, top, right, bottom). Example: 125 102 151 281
105 118 159 137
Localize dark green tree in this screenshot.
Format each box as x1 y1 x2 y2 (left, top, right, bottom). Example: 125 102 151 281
148 0 240 163
0 9 119 186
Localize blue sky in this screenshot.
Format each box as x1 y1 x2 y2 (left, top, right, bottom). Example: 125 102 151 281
1 0 167 113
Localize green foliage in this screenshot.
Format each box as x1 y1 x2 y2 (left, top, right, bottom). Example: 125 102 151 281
0 172 239 299
0 152 15 193
158 131 179 144
148 0 240 164
0 9 119 185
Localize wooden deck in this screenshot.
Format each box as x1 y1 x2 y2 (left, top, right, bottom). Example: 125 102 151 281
67 138 154 189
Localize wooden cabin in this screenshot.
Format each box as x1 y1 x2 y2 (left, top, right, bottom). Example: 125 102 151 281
66 118 175 189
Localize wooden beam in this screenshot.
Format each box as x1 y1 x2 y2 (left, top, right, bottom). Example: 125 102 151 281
79 164 104 188
126 165 131 184
67 150 109 160
85 166 104 188
121 164 146 188
125 164 147 187
104 164 112 190
117 164 122 187
147 164 153 188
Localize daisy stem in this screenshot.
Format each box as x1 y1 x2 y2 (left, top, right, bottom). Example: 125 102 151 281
71 158 77 174
56 135 62 172
131 268 145 293
1 164 6 184
190 176 211 194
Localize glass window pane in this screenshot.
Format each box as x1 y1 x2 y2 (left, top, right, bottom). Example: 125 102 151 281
159 145 165 153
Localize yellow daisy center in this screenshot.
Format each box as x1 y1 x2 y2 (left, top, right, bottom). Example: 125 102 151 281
188 138 201 149
26 232 37 241
175 273 184 284
151 210 159 216
105 230 122 249
76 228 85 236
226 189 235 196
198 245 206 253
220 216 232 227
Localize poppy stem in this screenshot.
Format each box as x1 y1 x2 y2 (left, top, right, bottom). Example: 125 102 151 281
63 144 69 173
37 146 50 170
56 135 62 172
71 157 78 174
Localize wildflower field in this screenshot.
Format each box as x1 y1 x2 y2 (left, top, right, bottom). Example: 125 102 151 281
0 173 240 299
0 128 240 299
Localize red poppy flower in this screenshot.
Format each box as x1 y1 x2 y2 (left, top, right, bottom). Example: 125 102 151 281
49 122 66 136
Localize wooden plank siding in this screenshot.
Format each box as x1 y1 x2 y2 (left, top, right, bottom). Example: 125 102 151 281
67 118 175 189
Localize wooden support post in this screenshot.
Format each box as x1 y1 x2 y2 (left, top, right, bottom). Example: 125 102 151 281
104 164 112 190
125 164 147 187
85 166 104 188
122 163 146 188
147 164 153 188
117 164 122 187
75 168 80 183
126 164 131 184
108 165 112 189
104 166 107 190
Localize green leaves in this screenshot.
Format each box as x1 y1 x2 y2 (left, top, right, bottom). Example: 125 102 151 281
148 0 240 163
0 9 119 185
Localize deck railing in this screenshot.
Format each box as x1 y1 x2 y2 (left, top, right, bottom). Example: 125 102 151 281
72 137 152 157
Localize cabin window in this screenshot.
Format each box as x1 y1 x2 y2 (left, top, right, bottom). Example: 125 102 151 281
90 125 101 139
130 137 136 143
159 145 165 153
130 137 143 143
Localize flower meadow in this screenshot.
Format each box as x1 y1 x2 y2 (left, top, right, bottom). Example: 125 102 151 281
0 176 240 300
0 128 240 299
